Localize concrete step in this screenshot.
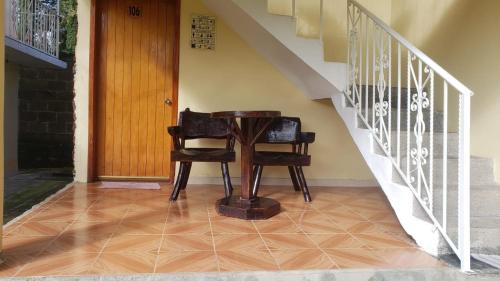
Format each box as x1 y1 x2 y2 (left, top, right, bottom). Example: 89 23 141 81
444 226 500 255
431 185 500 219
373 132 460 158
392 156 495 186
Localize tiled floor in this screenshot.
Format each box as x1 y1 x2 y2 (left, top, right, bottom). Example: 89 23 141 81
1 183 444 277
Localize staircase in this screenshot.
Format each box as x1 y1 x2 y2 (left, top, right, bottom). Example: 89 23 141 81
204 0 500 271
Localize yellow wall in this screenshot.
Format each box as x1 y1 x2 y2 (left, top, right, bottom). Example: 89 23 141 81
0 0 5 248
391 0 500 182
323 0 392 62
73 0 373 183
178 0 372 182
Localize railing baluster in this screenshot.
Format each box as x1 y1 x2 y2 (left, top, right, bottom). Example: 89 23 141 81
407 51 411 181
443 82 448 231
388 33 392 156
365 17 369 122
429 69 434 211
397 44 401 166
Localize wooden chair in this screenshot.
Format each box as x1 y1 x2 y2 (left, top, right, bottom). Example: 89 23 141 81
252 117 315 202
168 108 235 201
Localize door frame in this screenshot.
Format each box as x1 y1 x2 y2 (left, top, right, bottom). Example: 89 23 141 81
87 0 180 182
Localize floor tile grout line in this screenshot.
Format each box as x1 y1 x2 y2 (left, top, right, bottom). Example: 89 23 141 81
251 220 281 271
153 199 173 273
87 200 135 272
207 206 221 272
284 212 340 269
12 195 98 277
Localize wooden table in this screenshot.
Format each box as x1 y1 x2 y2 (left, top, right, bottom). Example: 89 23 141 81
211 111 281 220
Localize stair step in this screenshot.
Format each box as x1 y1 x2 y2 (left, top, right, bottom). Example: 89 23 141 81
267 0 294 16
295 0 321 39
431 185 500 219
392 156 495 186
445 227 500 255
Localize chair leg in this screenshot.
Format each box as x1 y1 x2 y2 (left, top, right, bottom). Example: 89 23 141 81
180 162 192 190
170 162 186 201
252 165 264 197
288 166 301 192
296 166 312 202
221 162 233 198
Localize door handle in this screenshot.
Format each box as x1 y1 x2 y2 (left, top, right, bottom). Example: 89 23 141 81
164 99 173 106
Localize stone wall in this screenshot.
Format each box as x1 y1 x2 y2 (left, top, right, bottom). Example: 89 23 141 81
18 54 75 169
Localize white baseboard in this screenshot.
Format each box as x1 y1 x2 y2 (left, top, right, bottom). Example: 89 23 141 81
186 177 377 187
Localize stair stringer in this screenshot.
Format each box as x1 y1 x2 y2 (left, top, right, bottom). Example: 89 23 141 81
332 92 443 256
203 0 346 100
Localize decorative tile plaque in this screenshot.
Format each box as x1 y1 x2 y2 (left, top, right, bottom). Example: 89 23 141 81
191 15 216 50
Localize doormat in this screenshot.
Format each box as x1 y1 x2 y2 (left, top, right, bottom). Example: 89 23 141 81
99 182 161 190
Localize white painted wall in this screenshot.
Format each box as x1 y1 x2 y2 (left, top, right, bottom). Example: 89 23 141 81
4 63 20 177
74 0 91 182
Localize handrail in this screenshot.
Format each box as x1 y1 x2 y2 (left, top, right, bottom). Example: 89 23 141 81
349 0 473 97
346 0 471 272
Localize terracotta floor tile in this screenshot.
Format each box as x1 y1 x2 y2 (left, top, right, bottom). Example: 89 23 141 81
164 221 211 235
103 234 162 253
0 255 33 277
167 210 209 222
253 220 302 234
353 233 415 249
347 222 381 234
217 250 279 271
371 248 444 268
116 220 165 235
260 234 317 250
29 210 81 222
91 252 156 274
161 234 214 252
213 234 267 252
45 234 109 253
155 251 219 273
64 221 119 237
308 234 366 249
271 249 336 270
16 253 98 276
3 183 444 275
211 220 257 234
2 236 55 255
324 248 388 268
8 222 70 236
296 220 346 234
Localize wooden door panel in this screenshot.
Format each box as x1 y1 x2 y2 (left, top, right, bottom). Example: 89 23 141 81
95 0 176 179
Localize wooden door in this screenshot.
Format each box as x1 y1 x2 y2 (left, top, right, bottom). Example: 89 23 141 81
95 0 178 180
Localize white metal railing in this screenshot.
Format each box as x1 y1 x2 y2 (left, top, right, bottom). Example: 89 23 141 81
5 0 60 57
346 0 471 271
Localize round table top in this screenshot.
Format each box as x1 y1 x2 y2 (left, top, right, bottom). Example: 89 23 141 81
211 111 281 119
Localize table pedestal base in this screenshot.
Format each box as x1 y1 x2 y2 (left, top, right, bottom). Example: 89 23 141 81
216 197 281 220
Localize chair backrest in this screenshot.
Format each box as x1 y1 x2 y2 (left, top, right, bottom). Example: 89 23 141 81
178 108 231 139
257 117 301 144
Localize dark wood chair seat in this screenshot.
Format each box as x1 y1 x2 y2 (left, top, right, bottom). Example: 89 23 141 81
168 108 235 201
252 117 315 202
172 148 235 162
253 151 310 166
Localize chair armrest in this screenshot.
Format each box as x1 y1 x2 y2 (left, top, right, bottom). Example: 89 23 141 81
167 126 183 149
299 132 316 144
167 126 182 137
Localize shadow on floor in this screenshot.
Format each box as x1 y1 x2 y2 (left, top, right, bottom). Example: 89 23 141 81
3 168 73 223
